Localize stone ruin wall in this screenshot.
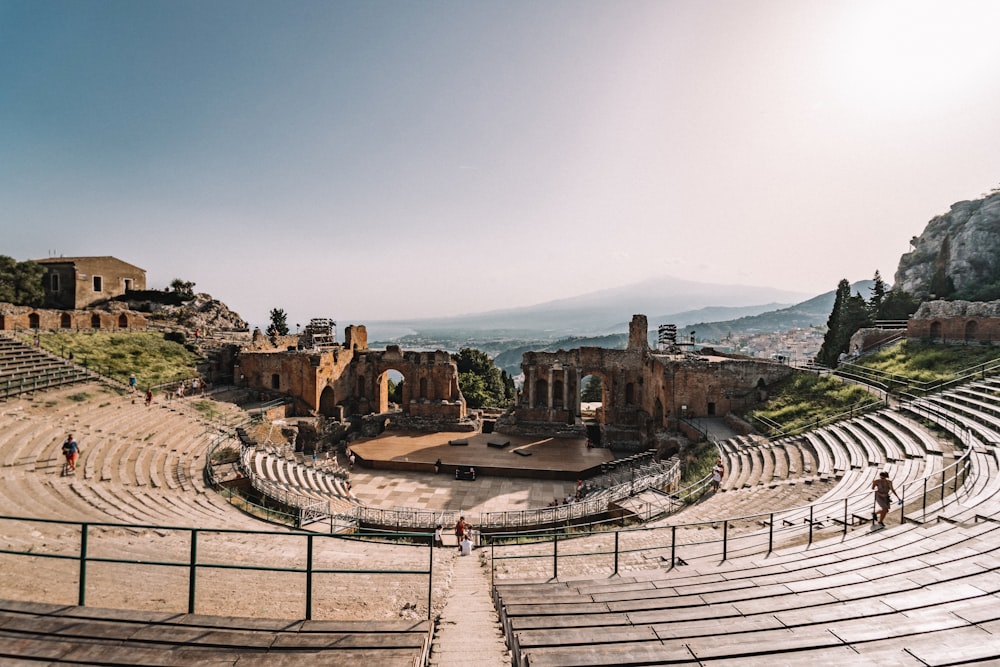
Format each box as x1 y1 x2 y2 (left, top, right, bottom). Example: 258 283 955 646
234 324 467 423
510 314 795 447
0 304 148 331
906 299 1000 344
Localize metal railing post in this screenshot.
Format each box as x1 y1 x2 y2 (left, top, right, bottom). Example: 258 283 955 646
427 530 433 620
78 523 88 606
808 506 814 545
188 529 198 614
553 533 558 579
613 530 619 575
922 478 928 519
305 534 314 620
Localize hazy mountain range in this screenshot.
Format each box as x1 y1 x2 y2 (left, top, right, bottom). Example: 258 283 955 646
368 275 813 338
365 275 875 374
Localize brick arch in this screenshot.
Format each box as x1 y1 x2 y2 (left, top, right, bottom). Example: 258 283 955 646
965 319 978 342
578 369 613 424
930 320 943 340
318 385 338 417
374 364 413 414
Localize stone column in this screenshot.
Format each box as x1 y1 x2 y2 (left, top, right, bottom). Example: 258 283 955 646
562 368 569 412
547 368 554 409
528 366 536 408
574 366 582 419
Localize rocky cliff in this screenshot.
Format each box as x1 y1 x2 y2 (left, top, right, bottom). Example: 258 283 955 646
139 293 248 332
895 191 1000 297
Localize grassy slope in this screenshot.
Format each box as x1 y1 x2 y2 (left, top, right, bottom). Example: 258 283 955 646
27 331 201 390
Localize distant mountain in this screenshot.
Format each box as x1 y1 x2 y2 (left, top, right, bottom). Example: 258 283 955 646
676 280 875 340
368 275 811 337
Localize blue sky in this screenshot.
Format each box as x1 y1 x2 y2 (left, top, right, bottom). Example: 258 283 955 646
3 0 1000 329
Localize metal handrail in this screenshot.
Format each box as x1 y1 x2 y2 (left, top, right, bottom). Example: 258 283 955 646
0 515 434 621
487 445 975 578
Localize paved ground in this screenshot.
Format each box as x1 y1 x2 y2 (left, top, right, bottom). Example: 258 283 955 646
349 467 580 515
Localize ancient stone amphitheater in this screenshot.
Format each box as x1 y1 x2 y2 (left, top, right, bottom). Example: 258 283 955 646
3 333 1000 665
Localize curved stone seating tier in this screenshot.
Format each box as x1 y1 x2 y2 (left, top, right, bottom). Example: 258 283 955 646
0 337 91 398
0 383 266 531
245 447 358 513
0 599 432 667
494 517 1000 666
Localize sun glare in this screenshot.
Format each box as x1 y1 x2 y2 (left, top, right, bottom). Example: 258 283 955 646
827 1 1000 117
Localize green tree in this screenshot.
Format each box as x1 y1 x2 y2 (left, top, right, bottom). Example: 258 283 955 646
266 308 289 337
169 278 196 297
452 348 514 409
387 378 403 404
869 270 887 316
817 279 851 367
0 256 44 307
876 289 920 320
817 280 873 366
581 375 602 402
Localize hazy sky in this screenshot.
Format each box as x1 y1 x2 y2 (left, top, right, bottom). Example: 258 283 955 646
3 0 1000 329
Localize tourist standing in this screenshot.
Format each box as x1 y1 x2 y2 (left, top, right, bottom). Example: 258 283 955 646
711 459 724 492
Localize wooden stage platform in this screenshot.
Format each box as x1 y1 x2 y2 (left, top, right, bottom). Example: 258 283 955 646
350 431 614 481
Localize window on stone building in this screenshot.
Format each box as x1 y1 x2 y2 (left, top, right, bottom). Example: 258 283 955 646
93 275 103 292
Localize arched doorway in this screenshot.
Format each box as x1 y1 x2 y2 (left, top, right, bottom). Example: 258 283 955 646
965 320 978 343
376 368 407 414
579 372 607 444
318 385 338 417
534 378 548 409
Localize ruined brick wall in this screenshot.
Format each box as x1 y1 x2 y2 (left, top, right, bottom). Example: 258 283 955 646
906 300 1000 345
654 356 792 420
907 317 1000 344
513 314 794 445
0 305 147 331
235 333 467 422
344 325 368 351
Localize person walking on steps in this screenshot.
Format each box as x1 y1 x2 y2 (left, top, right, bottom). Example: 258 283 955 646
871 471 901 528
61 434 80 473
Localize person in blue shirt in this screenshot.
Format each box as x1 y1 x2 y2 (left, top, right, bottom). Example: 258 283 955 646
61 434 80 473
